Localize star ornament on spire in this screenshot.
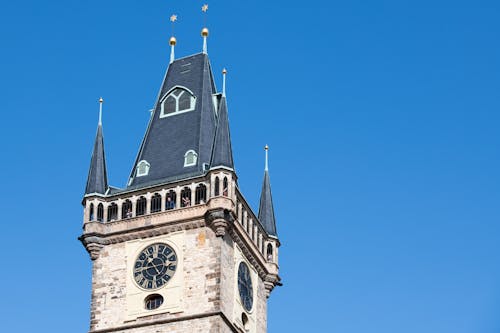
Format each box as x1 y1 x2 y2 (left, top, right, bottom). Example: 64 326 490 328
202 4 208 12
170 14 177 22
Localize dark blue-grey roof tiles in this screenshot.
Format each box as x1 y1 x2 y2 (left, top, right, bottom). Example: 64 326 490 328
258 170 277 236
211 96 234 169
85 125 108 195
128 53 217 188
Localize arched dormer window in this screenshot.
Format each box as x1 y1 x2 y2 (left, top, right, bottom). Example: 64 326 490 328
160 87 196 118
136 160 150 177
184 150 198 167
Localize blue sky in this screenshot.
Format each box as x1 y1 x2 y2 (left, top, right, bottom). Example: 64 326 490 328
0 0 499 332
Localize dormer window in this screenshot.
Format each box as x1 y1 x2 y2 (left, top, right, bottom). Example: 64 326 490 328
184 150 198 167
160 87 196 118
136 160 150 177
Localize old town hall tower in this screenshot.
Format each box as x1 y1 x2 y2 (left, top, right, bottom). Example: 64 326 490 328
79 13 281 333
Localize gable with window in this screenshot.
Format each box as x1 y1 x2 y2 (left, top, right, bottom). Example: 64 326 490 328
160 87 196 118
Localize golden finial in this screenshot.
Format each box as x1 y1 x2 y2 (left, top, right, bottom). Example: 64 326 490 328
99 97 103 103
170 14 177 22
265 144 269 151
201 27 209 37
169 36 177 46
222 68 227 74
202 4 208 12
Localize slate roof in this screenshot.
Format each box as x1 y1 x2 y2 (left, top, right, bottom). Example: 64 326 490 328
128 53 218 188
258 170 277 236
210 96 234 169
85 124 108 195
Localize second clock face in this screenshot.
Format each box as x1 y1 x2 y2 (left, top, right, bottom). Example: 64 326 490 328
238 262 253 312
133 243 178 290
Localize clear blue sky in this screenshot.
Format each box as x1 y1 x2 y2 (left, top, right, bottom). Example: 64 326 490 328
0 0 499 332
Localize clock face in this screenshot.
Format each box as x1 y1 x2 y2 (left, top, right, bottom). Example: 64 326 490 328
237 262 253 312
133 243 178 290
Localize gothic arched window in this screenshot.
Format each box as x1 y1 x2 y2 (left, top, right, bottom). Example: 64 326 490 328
214 177 220 196
151 193 162 213
195 184 207 204
160 87 196 118
107 203 118 222
136 196 147 216
223 177 228 196
267 244 274 262
165 190 176 210
89 203 94 221
181 187 191 207
97 203 104 222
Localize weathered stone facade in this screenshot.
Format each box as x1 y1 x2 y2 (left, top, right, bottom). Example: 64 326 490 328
81 171 279 332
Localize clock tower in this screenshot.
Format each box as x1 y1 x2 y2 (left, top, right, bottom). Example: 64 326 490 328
79 18 281 333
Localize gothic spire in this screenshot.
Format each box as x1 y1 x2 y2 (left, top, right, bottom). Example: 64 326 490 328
210 71 234 169
258 145 277 236
85 98 108 195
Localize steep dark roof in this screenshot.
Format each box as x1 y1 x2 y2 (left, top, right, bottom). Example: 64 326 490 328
258 170 277 236
211 96 234 169
128 53 218 188
85 124 108 195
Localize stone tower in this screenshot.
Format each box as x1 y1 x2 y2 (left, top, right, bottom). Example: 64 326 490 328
80 23 281 333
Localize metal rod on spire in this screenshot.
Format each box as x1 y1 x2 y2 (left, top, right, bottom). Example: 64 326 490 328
98 97 103 126
222 68 227 97
169 14 178 64
201 4 209 54
265 144 269 171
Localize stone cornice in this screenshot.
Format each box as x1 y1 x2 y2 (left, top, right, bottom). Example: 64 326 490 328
88 311 239 333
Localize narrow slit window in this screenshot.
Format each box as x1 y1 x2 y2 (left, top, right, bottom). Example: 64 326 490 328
89 203 94 221
267 244 274 261
223 177 228 196
214 177 220 196
97 203 104 222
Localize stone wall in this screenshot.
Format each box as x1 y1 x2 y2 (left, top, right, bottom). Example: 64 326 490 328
90 225 224 331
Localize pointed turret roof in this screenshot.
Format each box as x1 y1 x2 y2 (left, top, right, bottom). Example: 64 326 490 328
85 122 108 195
258 159 277 236
127 53 218 188
211 96 234 169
